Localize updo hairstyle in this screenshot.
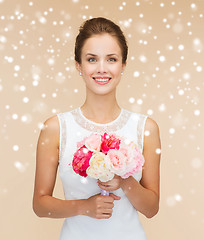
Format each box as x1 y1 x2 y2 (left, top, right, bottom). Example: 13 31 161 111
75 17 128 64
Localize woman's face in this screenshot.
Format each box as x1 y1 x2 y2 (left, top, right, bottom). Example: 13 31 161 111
76 33 126 96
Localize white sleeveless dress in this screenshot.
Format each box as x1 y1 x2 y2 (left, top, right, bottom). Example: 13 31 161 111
57 107 148 240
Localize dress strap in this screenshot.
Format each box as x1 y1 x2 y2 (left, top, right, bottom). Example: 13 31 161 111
57 113 67 161
137 114 148 153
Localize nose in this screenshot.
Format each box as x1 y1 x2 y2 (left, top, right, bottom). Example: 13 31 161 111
97 60 107 74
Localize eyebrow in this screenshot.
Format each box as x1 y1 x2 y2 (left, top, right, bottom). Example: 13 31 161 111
86 53 119 57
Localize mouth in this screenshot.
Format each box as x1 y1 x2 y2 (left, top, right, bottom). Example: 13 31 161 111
93 77 111 84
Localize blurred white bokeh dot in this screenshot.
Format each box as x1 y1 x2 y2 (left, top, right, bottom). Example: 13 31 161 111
174 194 182 202
48 58 55 65
196 66 202 72
38 122 44 129
144 130 150 136
159 103 166 112
191 158 202 169
147 109 153 115
178 89 184 95
137 99 143 105
159 56 166 62
133 71 140 77
20 85 26 91
32 80 39 86
14 65 20 71
81 178 88 184
178 44 184 50
23 97 29 103
183 73 190 80
169 128 175 134
194 110 200 116
170 66 176 72
156 148 161 154
13 145 19 151
21 114 32 123
139 55 147 63
12 114 18 120
74 89 78 93
129 97 135 103
14 161 26 172
191 3 197 10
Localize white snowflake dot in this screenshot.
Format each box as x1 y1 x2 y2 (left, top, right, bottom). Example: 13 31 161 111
196 66 202 72
156 148 161 154
13 145 19 151
133 71 140 77
194 110 200 116
129 97 135 104
144 130 150 136
147 109 153 115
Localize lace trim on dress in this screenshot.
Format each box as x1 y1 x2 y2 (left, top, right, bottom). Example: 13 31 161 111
71 107 131 133
57 113 67 161
137 114 148 153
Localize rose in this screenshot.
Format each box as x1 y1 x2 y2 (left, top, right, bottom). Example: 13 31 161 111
72 145 93 177
86 152 114 182
101 133 121 154
105 149 127 176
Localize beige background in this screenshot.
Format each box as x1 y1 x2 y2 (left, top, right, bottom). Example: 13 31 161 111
0 0 204 239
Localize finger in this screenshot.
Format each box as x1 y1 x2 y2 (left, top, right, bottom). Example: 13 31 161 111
109 193 121 200
98 183 112 190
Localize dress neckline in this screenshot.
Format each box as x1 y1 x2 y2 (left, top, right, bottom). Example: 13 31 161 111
71 107 131 133
78 107 124 126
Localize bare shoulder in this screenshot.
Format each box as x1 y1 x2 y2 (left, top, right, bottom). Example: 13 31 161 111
38 115 60 148
43 115 59 131
143 117 161 153
145 117 160 135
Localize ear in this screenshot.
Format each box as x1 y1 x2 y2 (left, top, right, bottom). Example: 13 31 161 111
122 62 127 73
75 61 82 73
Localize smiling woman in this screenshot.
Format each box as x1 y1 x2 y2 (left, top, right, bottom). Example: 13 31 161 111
33 17 161 240
76 33 125 95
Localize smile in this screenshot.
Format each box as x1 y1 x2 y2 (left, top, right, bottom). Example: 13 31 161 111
93 77 111 85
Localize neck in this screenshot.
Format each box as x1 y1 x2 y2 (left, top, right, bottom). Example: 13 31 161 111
80 90 121 124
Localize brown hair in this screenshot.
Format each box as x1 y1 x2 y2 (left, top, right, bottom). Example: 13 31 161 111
75 17 128 64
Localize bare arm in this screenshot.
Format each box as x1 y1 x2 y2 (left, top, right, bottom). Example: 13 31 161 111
98 117 161 218
32 116 82 218
33 115 119 219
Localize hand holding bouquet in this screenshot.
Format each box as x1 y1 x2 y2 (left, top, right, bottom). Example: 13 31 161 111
72 132 144 195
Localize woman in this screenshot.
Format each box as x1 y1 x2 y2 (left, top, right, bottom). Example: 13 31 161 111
33 17 161 240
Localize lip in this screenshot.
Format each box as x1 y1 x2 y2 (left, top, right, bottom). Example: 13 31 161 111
93 77 111 85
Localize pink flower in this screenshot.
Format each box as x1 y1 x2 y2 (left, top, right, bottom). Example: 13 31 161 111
101 133 121 154
105 149 126 176
72 145 93 177
121 142 145 178
84 133 101 152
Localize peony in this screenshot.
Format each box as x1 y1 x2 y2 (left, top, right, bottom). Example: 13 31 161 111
105 149 127 176
121 142 144 178
72 145 93 177
86 152 114 182
84 133 101 152
101 132 121 154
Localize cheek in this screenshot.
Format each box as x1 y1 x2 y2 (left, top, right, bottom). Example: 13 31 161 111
83 65 95 75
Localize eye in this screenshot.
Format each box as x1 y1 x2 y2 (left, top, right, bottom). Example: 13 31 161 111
88 57 96 62
108 58 117 62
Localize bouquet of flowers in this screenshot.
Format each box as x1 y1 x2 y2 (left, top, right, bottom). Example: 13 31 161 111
72 132 144 195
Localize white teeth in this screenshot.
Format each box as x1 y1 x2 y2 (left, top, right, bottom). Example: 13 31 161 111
94 78 110 82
